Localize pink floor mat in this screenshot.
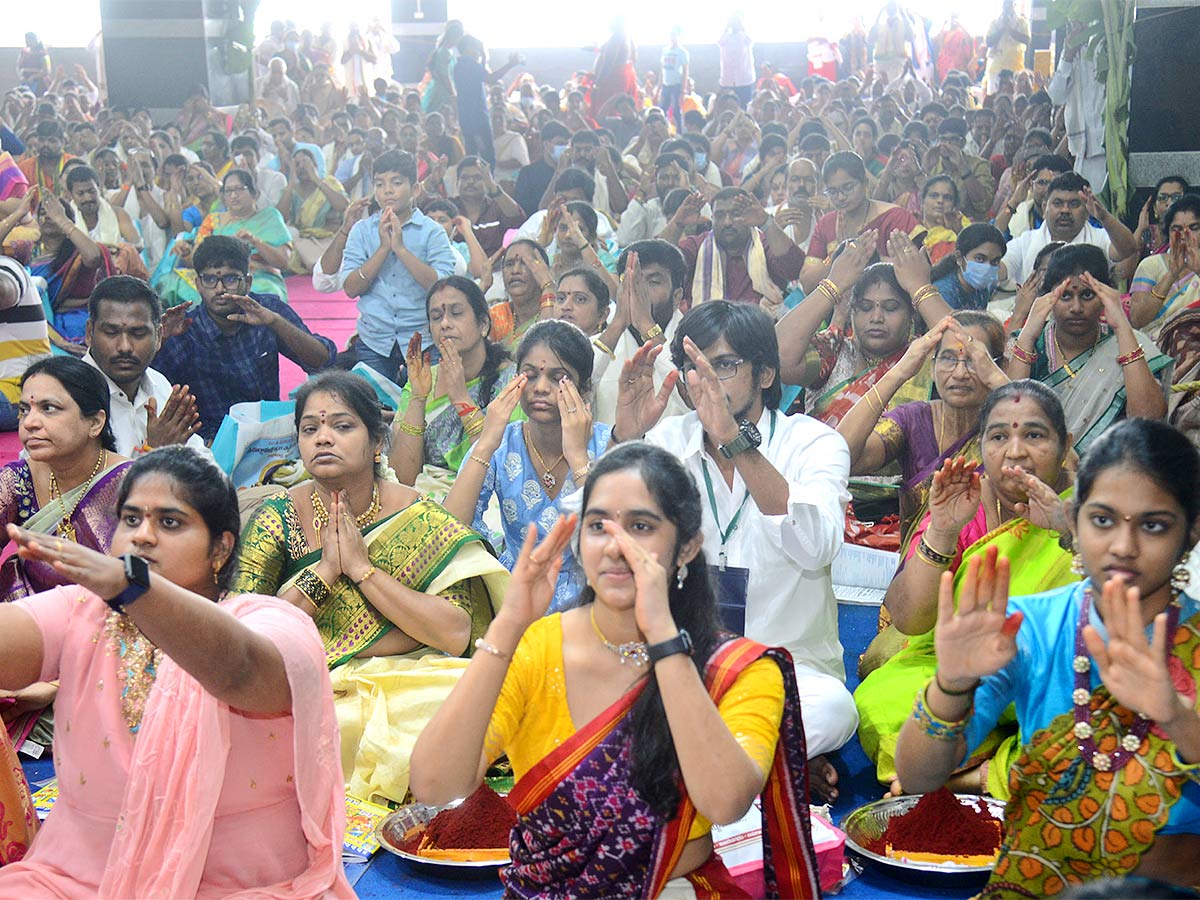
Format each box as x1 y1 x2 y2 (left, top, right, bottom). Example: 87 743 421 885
277 276 358 397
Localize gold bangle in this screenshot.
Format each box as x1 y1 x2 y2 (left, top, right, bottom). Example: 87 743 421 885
398 421 425 436
643 323 664 341
469 453 491 467
465 420 484 438
816 279 840 304
912 285 940 309
410 393 429 402
355 566 376 585
1010 343 1037 365
1150 285 1169 302
573 464 590 482
593 338 615 359
864 386 883 415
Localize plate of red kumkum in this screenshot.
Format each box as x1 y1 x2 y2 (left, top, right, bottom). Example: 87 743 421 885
842 788 1005 882
377 783 515 870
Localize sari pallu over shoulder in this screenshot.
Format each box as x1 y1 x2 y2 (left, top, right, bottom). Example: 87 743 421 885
0 459 131 602
502 638 821 899
275 497 509 668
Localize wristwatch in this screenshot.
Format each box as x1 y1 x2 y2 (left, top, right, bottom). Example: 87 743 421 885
647 629 694 664
106 553 151 612
718 419 762 459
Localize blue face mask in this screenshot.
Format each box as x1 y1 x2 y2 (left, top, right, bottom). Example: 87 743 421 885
551 144 567 161
962 259 999 292
694 152 708 169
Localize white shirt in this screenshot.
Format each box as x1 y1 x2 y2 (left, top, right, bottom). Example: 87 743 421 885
254 166 288 210
515 207 615 250
1046 54 1107 191
718 30 755 87
1001 220 1115 289
82 353 207 457
615 196 668 248
592 309 689 426
643 407 851 678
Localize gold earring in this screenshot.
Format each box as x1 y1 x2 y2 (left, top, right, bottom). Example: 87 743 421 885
1071 553 1085 576
374 451 382 464
1172 552 1192 596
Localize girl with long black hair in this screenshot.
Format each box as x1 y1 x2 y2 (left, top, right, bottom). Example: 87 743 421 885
412 442 820 898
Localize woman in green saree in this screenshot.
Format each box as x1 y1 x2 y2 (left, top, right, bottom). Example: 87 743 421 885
1008 244 1172 455
854 380 1077 797
391 276 520 502
153 168 294 307
279 147 349 275
895 418 1200 896
235 371 509 805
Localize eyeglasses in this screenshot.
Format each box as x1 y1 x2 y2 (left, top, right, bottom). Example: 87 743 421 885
679 357 744 381
823 183 860 200
198 273 247 289
221 186 249 196
1158 192 1185 204
934 353 1002 373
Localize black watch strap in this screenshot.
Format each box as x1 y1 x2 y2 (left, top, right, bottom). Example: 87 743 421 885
647 629 694 664
107 553 151 612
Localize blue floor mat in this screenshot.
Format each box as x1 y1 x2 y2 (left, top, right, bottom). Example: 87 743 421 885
21 602 976 898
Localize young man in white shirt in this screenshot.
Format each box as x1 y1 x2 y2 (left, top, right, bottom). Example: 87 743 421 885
613 300 856 799
81 275 205 456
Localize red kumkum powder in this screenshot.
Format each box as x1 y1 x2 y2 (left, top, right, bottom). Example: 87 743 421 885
422 784 517 850
868 788 1001 856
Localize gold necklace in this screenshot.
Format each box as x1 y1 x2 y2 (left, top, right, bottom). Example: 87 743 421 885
524 427 565 491
1054 331 1100 379
48 449 106 543
935 401 945 453
590 605 649 667
310 482 380 540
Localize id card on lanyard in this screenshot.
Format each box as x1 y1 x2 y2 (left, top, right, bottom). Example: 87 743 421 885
699 411 777 571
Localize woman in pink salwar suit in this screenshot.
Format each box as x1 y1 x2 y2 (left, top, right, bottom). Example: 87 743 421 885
0 447 354 899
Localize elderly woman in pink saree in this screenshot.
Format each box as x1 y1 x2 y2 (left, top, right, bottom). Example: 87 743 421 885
0 447 353 899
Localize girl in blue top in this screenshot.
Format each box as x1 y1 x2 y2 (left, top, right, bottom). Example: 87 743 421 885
447 320 612 611
895 418 1200 896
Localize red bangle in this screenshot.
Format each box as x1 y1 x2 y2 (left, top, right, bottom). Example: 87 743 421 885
1010 343 1037 365
453 401 479 417
1117 347 1146 367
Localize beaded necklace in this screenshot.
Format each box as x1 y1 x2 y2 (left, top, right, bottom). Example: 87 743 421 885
1072 586 1181 771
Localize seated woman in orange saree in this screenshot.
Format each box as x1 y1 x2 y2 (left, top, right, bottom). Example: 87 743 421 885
411 444 821 898
0 727 36 866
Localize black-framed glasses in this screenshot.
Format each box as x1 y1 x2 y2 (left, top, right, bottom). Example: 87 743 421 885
823 183 860 200
1158 192 1185 204
680 357 744 381
198 273 247 289
221 185 249 196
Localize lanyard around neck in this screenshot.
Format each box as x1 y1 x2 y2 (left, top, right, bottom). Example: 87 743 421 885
699 411 775 570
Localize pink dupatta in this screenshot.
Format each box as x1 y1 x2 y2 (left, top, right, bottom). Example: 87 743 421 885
98 593 354 899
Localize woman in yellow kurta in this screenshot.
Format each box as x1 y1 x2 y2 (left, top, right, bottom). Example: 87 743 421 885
235 371 508 804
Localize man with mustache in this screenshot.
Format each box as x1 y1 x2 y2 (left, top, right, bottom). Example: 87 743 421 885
767 158 823 255
82 275 205 456
18 120 72 194
1000 171 1138 290
661 186 804 308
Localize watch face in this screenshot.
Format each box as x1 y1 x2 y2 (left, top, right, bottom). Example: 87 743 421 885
740 420 762 444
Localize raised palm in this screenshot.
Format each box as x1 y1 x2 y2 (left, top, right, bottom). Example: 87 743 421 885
929 456 981 532
935 547 1023 685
